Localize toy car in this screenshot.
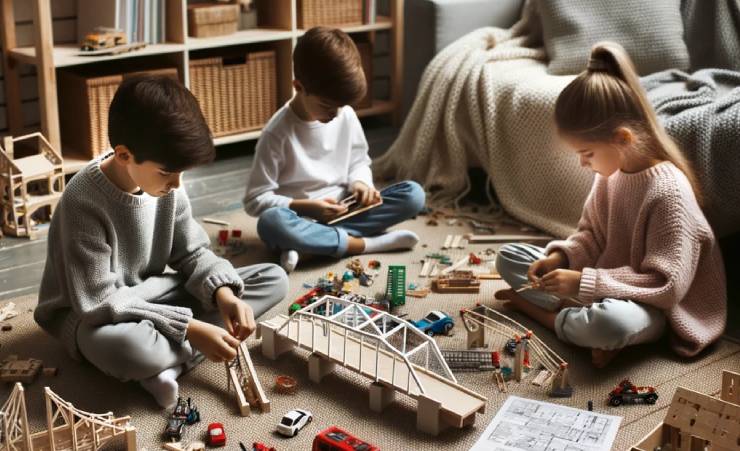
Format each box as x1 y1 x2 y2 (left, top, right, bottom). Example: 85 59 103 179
244 443 277 451
80 27 127 51
504 338 518 356
164 417 186 441
412 311 454 336
172 397 200 425
608 379 658 406
312 426 380 451
277 408 313 437
207 422 226 447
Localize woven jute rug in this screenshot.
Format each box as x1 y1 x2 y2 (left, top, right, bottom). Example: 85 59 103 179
1 212 737 450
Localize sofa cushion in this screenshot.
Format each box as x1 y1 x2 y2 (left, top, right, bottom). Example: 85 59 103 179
537 0 689 76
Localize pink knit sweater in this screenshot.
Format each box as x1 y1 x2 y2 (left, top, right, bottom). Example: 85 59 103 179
546 161 727 357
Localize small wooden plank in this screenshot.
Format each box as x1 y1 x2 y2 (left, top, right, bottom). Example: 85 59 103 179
441 257 468 275
466 234 552 244
240 342 270 413
227 365 250 416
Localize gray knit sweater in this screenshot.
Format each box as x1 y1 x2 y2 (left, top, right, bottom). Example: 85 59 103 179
35 154 244 360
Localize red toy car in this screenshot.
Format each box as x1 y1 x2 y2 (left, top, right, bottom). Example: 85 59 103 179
312 426 379 451
207 422 226 447
608 379 658 406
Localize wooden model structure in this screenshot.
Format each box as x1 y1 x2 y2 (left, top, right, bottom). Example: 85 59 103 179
258 295 487 435
460 304 572 397
225 341 270 416
0 355 43 384
432 270 481 294
632 370 740 451
0 133 64 239
0 382 136 450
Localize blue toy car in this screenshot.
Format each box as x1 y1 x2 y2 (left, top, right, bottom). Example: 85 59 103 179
412 311 454 336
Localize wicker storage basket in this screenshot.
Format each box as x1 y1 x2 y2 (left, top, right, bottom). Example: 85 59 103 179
57 67 178 159
298 0 363 29
188 3 239 38
189 50 277 137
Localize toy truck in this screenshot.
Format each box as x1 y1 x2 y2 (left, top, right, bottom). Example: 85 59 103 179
608 379 658 406
80 27 127 51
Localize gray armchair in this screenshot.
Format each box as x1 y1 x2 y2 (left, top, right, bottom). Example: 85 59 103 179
403 0 524 118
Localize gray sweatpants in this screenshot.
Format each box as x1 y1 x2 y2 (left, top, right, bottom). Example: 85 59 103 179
76 263 288 381
495 243 666 350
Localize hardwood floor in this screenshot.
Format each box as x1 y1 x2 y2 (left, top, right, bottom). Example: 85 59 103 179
0 121 398 301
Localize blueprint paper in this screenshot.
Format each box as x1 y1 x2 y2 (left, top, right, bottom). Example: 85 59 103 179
470 396 622 451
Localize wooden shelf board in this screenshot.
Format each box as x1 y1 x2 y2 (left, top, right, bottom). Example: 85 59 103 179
187 28 295 51
10 43 186 68
297 16 393 35
213 129 263 146
356 99 395 118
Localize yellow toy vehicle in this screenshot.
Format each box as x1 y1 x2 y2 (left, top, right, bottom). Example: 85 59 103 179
80 27 127 51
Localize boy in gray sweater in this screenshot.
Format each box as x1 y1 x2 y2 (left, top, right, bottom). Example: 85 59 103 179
35 75 288 409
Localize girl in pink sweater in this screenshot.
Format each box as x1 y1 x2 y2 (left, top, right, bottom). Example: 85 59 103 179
495 42 727 368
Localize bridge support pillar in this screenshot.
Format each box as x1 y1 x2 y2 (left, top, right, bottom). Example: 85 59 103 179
369 382 395 413
416 394 444 435
260 324 295 360
308 353 336 383
125 426 138 451
467 326 485 349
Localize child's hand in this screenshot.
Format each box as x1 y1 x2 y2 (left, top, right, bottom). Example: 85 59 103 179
351 181 381 206
215 287 256 340
311 198 348 222
527 251 568 282
186 318 240 362
540 269 582 297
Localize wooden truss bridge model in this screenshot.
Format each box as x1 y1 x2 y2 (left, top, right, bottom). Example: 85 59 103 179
225 341 270 416
259 295 487 435
0 382 136 451
460 304 572 397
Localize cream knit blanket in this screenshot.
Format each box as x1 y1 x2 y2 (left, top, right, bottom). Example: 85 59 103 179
374 7 593 238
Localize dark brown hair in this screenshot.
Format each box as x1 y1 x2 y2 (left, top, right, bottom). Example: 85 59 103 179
108 74 215 172
293 27 367 105
554 41 702 204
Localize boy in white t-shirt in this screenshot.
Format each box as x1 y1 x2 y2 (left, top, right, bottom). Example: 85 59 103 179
244 27 424 272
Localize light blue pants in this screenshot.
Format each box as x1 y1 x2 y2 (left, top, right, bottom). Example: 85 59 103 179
495 243 666 350
257 181 426 257
76 263 288 381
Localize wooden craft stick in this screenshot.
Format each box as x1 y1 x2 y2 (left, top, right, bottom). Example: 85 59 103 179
202 218 230 226
443 235 453 249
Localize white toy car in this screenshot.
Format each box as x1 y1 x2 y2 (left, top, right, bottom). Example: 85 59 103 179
276 409 313 437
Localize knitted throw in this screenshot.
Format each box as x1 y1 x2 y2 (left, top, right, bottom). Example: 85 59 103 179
373 4 593 238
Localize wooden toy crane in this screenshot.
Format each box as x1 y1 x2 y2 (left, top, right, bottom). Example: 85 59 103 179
0 382 136 451
0 133 64 239
460 304 572 397
225 341 270 416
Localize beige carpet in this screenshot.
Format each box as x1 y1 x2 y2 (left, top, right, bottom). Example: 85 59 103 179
1 212 738 451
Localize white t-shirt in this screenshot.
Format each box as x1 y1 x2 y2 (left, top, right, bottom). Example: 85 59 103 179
243 103 373 217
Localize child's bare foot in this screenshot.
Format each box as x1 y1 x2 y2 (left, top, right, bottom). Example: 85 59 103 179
591 348 621 368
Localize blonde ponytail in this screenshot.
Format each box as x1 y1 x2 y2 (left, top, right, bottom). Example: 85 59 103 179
555 42 702 205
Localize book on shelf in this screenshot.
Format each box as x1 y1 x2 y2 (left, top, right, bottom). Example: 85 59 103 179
364 0 377 24
77 0 167 46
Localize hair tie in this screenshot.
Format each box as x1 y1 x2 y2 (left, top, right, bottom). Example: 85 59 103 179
587 58 609 72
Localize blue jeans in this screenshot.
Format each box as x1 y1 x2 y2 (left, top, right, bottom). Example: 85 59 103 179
257 181 425 257
496 243 666 350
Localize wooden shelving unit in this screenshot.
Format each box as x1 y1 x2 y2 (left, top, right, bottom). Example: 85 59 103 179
0 0 404 174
